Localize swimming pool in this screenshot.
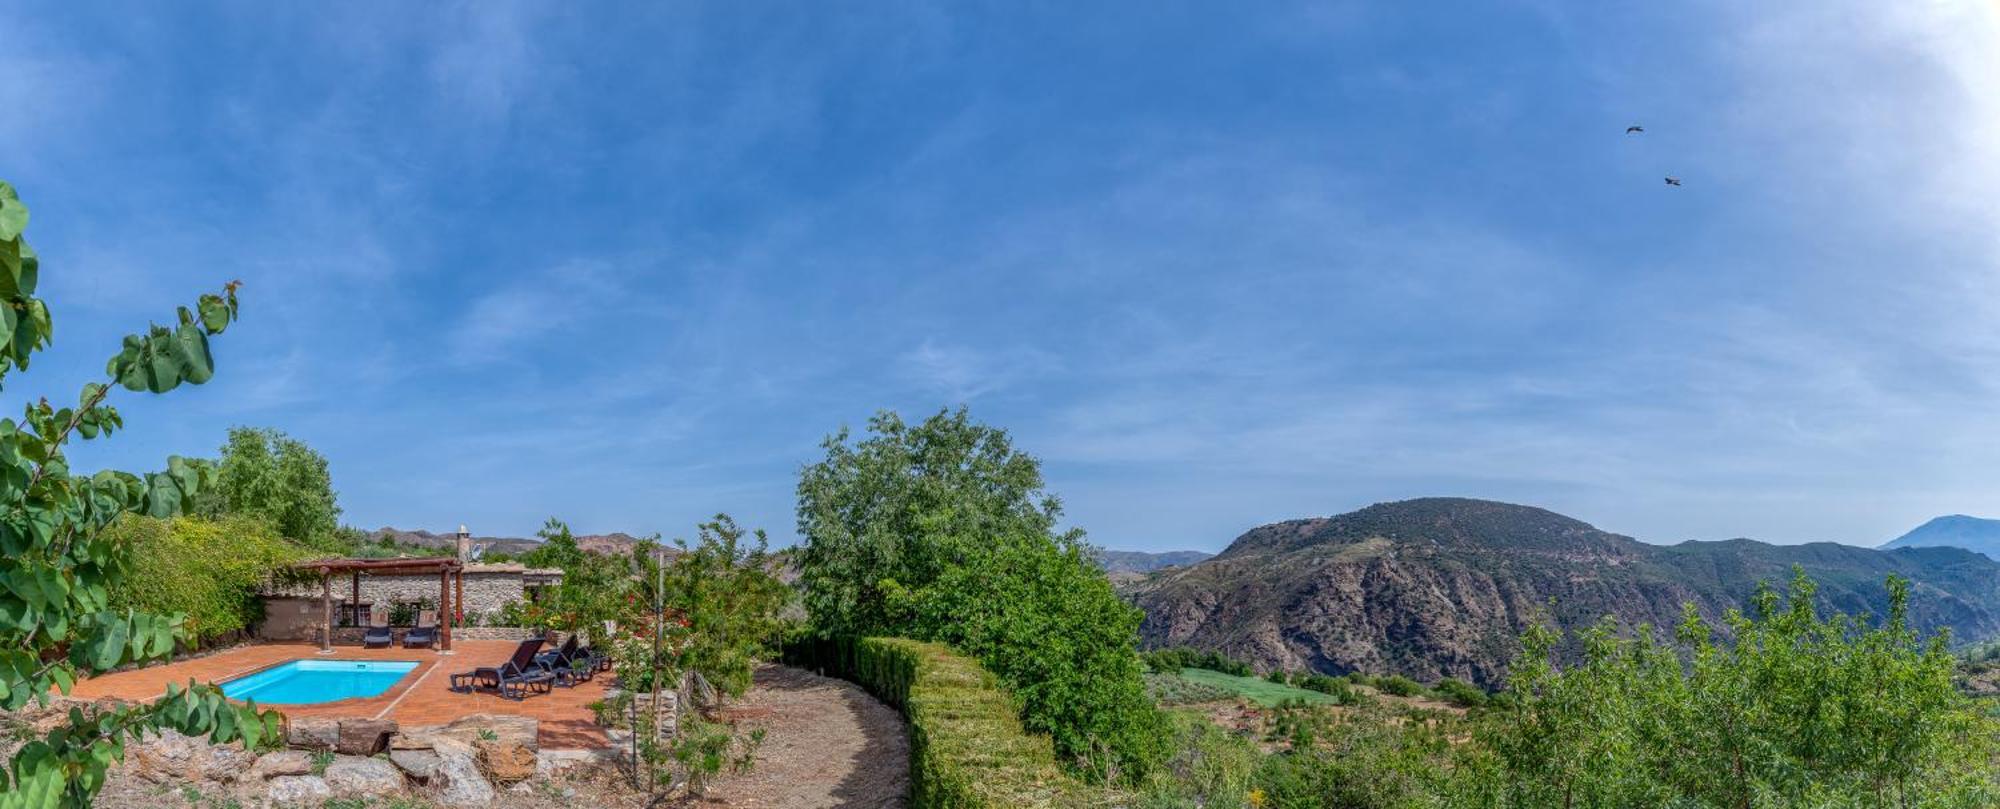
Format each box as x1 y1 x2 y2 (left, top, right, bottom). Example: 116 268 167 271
219 660 420 705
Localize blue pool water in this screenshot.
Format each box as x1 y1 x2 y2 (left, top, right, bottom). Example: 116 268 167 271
219 660 420 704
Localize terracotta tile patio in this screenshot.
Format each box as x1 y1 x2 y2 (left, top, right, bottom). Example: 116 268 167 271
64 640 613 749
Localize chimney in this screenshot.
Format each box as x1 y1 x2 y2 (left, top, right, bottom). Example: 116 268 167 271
455 525 471 563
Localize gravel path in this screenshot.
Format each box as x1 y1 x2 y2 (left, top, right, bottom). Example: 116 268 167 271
692 664 910 808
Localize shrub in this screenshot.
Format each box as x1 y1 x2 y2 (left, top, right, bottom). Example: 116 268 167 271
1141 647 1254 677
1372 675 1425 698
1254 703 1458 809
1296 674 1364 706
1144 673 1236 707
1138 711 1261 809
106 515 307 647
786 636 1111 808
1265 670 1290 685
1432 678 1487 709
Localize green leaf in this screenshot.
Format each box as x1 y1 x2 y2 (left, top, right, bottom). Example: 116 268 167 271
91 615 130 670
170 326 214 385
0 181 25 242
197 294 231 334
16 241 37 297
0 304 17 346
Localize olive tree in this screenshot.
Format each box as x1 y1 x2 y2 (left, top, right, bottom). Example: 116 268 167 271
0 182 277 808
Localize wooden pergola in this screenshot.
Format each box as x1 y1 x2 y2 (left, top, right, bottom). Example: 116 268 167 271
297 557 465 654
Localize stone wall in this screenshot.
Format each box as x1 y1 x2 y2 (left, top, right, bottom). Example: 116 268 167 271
326 626 543 645
262 564 560 633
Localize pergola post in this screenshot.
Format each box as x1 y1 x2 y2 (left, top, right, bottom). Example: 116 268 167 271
318 567 334 655
454 570 465 626
350 571 362 627
439 567 454 653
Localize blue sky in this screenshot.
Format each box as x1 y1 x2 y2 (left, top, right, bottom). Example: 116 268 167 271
6 2 1999 551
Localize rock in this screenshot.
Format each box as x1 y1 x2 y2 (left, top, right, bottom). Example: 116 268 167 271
127 728 207 783
475 739 537 783
266 775 332 806
286 717 340 750
252 750 315 779
336 718 399 755
534 749 607 779
394 714 539 751
431 741 496 808
203 744 258 783
391 749 443 781
324 755 406 797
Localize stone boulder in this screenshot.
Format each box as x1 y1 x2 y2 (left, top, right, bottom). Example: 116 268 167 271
336 718 398 756
430 740 496 808
286 716 340 750
266 775 332 806
127 729 207 783
390 749 443 782
475 739 537 784
202 744 258 783
534 749 611 779
393 714 539 751
324 755 406 797
252 750 315 779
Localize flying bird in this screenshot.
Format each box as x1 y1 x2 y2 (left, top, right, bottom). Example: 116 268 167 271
1664 176 1682 186
1626 125 1644 134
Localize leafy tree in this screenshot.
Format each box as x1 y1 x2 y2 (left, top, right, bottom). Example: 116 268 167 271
596 515 787 799
521 517 587 571
509 519 627 634
104 515 307 647
648 514 791 697
188 426 340 551
0 180 277 807
1475 570 1999 807
796 408 1166 783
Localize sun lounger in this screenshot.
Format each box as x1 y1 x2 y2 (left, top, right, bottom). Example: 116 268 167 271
404 610 436 649
449 638 555 700
362 605 392 648
533 635 596 685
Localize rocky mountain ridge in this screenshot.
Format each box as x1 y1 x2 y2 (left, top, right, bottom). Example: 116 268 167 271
1123 498 2000 687
1095 549 1215 575
361 527 649 558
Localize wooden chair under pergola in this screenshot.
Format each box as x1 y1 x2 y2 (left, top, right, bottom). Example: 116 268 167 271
296 557 465 654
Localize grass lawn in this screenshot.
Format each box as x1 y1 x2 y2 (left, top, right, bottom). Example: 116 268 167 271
1174 667 1342 707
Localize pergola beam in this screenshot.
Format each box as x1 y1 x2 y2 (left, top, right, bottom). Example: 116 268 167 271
292 557 465 654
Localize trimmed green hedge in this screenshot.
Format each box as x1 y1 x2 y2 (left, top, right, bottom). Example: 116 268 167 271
786 636 1120 808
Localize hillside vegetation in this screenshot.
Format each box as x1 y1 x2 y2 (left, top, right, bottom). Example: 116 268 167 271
1126 497 2000 685
1136 570 2000 808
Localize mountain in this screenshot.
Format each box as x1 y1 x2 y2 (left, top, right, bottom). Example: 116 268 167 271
1880 515 2000 559
1122 498 2000 687
1096 549 1215 575
360 527 648 558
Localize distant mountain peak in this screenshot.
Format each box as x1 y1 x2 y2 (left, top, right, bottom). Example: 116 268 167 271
1094 549 1214 575
1215 497 1629 559
1880 514 2000 560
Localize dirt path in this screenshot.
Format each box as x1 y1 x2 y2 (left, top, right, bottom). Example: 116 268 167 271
693 663 909 808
